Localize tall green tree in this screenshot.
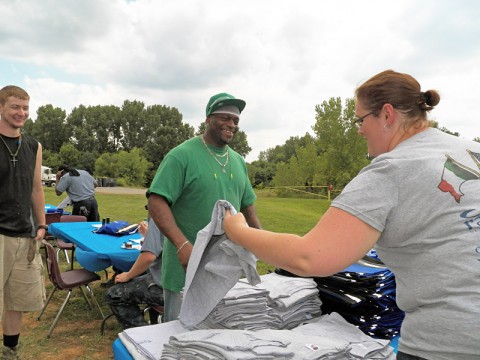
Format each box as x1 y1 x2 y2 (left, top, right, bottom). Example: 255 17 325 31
252 134 313 189
42 149 62 170
95 148 151 186
142 104 194 184
58 143 82 169
31 105 69 152
67 105 96 153
23 118 34 136
115 148 152 186
76 151 98 174
247 160 276 188
94 152 117 178
67 105 122 154
258 134 313 163
120 100 146 151
312 97 369 188
271 137 321 188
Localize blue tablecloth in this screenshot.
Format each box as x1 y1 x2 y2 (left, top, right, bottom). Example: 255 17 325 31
48 222 141 272
112 331 400 359
44 204 70 215
113 338 133 360
45 204 57 212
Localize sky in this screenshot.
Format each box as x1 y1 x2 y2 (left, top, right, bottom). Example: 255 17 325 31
1 0 480 162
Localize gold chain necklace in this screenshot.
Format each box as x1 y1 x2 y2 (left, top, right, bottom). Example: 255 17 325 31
0 134 22 167
201 136 229 173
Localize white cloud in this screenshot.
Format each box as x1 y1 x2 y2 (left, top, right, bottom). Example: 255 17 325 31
2 0 480 162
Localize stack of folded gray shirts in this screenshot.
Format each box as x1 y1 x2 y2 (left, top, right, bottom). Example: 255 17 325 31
194 279 281 331
292 312 395 359
161 312 395 360
260 273 323 329
192 273 322 332
120 320 188 359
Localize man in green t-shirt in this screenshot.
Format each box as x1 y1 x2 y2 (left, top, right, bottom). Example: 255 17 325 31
147 92 262 322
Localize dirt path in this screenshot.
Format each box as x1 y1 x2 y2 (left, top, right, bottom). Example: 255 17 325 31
95 186 147 195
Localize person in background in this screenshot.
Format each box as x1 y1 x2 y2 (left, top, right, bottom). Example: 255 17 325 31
0 85 46 359
224 70 480 360
106 218 164 329
147 92 262 322
55 164 100 221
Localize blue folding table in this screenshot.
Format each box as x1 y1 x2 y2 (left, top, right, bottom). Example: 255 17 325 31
47 221 141 272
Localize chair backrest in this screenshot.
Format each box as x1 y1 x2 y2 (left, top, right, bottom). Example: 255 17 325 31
60 215 87 223
46 212 62 225
42 239 68 290
44 213 63 240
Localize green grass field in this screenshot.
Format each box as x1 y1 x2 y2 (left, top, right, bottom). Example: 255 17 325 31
44 187 330 275
45 189 150 225
45 187 329 234
21 187 330 359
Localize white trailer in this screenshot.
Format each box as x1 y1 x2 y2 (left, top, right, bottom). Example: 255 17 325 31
41 166 56 187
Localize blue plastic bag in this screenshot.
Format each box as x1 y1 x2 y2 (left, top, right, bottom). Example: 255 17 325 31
94 221 139 236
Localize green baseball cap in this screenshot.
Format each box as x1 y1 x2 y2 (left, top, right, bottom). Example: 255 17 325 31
205 92 246 116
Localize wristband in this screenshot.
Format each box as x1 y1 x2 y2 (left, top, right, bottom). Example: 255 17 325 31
37 225 49 231
176 240 190 255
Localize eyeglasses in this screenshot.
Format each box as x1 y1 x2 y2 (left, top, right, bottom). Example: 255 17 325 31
212 114 239 126
353 112 373 129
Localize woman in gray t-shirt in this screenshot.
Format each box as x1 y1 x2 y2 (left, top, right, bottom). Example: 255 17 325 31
224 70 480 360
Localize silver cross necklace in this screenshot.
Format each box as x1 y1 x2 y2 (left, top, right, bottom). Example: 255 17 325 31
0 133 22 167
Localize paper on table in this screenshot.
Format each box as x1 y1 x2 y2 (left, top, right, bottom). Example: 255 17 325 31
121 244 142 250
